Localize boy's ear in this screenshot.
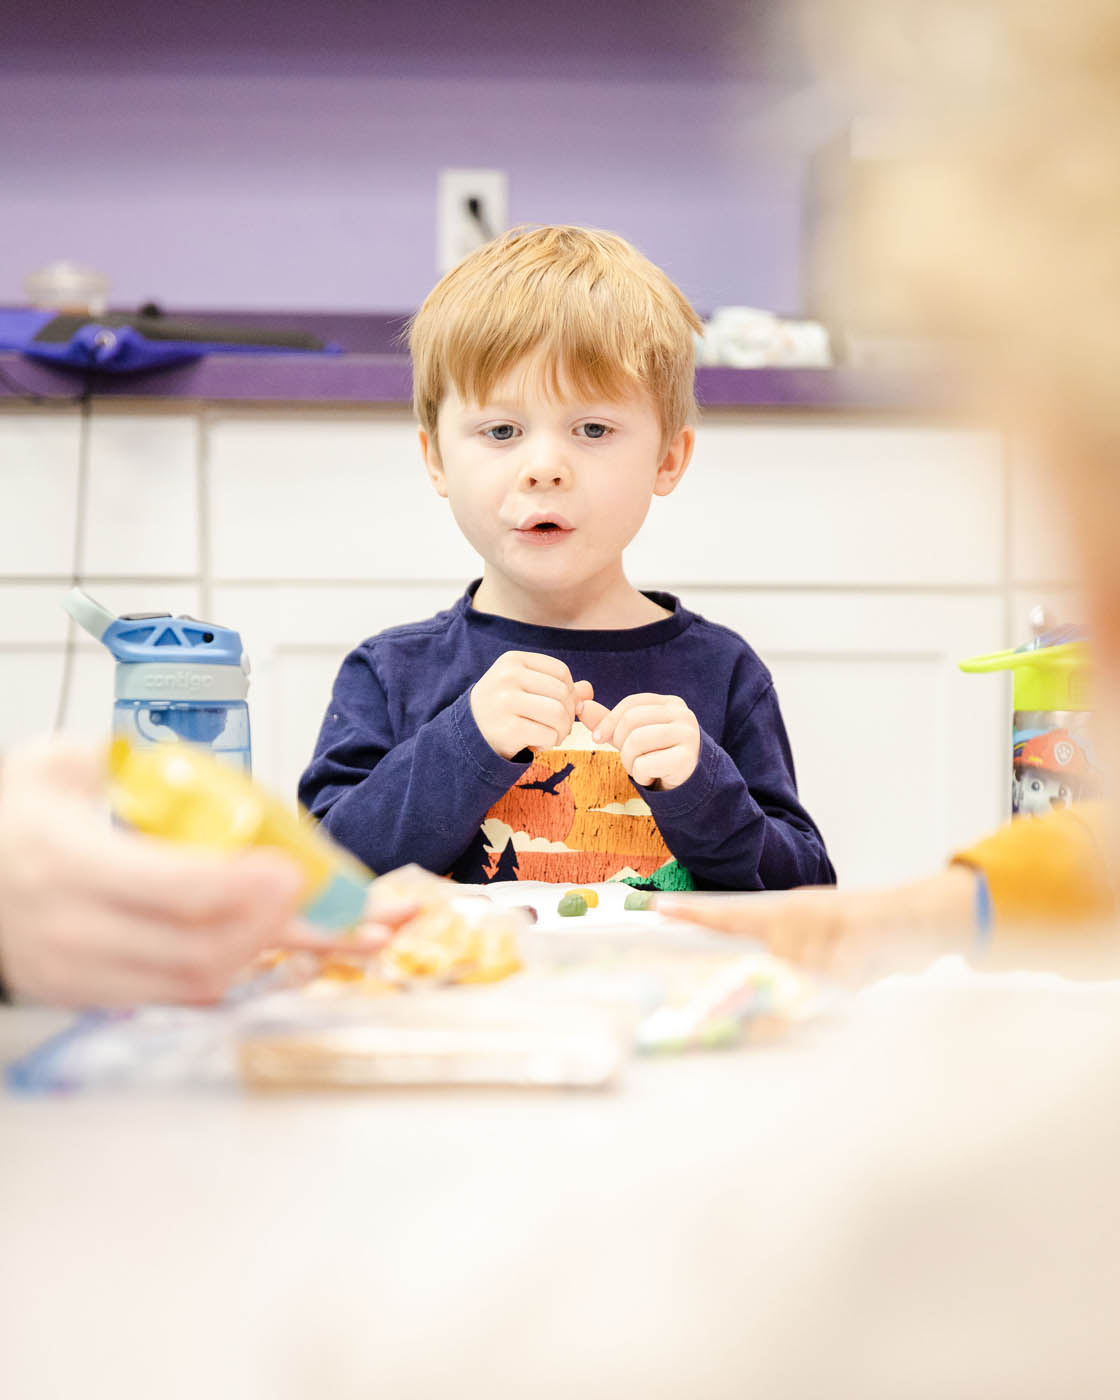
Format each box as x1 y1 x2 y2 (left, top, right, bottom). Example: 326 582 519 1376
419 428 448 498
653 425 694 497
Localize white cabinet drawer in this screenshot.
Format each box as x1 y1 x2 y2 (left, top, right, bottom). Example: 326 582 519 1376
628 421 1004 587
207 413 480 583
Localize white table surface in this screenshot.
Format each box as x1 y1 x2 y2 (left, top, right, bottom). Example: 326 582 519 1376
6 961 1120 1399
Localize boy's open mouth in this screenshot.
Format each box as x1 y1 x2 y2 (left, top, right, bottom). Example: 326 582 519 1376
515 513 573 538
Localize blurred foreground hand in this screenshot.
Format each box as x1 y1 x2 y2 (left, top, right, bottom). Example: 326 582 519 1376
0 737 305 1007
659 868 978 983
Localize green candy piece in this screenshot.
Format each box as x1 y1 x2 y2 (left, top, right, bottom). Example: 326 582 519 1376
557 892 589 917
624 891 655 911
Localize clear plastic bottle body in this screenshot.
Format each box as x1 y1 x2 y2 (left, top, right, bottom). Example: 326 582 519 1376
112 699 252 772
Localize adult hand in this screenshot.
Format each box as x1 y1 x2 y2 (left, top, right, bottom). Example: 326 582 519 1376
0 737 305 1007
658 868 978 983
471 651 591 758
579 693 701 790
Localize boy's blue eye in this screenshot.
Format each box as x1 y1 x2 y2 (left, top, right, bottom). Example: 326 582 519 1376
581 423 610 439
485 424 517 441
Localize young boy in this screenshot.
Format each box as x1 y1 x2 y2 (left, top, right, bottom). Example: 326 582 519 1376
298 226 833 891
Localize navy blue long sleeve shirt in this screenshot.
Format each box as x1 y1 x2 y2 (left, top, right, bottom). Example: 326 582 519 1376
298 586 835 891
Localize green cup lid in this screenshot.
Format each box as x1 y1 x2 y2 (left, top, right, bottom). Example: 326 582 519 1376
960 640 1092 710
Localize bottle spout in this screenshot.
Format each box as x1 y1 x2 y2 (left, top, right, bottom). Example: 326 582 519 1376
62 586 117 643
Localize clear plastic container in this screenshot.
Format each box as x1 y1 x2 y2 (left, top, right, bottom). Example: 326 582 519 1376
113 698 251 772
23 259 111 314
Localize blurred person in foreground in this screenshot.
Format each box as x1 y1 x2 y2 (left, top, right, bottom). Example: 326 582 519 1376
663 0 1120 980
0 739 305 1005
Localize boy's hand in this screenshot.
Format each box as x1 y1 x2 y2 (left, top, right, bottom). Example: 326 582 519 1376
471 651 592 759
578 692 701 790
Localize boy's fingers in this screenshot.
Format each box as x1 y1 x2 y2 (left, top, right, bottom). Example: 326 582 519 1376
612 706 677 750
519 653 574 688
578 698 612 736
572 680 594 705
594 693 676 743
518 693 575 738
517 669 575 707
620 723 685 766
519 720 567 751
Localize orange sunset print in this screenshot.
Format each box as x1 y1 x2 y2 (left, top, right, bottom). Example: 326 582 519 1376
474 720 683 885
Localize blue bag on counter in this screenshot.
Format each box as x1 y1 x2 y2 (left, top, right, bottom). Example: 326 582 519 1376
0 307 338 372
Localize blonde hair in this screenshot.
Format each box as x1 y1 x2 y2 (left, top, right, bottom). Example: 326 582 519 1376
409 225 702 448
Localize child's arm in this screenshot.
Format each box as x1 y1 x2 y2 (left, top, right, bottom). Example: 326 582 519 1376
582 684 833 890
298 648 534 876
299 648 586 877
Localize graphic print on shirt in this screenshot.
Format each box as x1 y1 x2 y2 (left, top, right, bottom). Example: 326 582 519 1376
454 720 695 888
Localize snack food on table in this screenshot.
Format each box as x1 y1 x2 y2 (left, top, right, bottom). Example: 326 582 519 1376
624 890 655 911
344 865 524 986
558 892 589 917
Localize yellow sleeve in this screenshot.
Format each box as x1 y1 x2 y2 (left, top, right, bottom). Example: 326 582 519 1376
951 801 1115 927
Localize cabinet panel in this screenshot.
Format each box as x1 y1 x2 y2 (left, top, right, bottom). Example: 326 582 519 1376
0 652 107 746
627 422 1004 587
82 414 199 576
207 414 480 582
672 589 1007 886
0 413 80 575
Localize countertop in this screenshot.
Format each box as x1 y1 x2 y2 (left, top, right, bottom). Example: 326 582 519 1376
0 310 938 411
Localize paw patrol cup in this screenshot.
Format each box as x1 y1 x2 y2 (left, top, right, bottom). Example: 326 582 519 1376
63 586 252 771
960 623 1099 817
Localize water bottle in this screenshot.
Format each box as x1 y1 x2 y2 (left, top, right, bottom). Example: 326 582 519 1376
63 586 252 771
960 614 1100 818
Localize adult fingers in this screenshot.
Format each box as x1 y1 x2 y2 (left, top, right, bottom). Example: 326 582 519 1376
7 734 109 800
278 925 393 955
656 894 772 935
25 915 268 1007
37 953 233 1009
358 897 421 929
70 891 301 983
57 826 305 925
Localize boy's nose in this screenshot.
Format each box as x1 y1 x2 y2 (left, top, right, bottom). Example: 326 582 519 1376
518 453 571 491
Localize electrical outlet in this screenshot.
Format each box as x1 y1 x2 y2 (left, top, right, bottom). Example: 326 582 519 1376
437 168 509 273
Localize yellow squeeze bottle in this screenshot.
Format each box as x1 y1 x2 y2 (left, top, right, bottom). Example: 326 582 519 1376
108 739 372 931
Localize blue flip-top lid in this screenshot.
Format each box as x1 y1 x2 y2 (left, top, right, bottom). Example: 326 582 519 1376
64 587 245 665
102 613 244 665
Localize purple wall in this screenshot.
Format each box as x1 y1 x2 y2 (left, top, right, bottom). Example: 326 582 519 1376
0 0 816 315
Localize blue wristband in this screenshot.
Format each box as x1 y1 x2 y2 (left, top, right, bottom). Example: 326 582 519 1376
973 870 993 951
